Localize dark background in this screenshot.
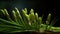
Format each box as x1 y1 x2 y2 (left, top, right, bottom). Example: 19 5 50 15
0 0 60 27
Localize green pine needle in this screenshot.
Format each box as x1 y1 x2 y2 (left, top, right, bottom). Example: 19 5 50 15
0 7 60 33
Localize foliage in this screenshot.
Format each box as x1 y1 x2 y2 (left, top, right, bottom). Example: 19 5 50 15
0 7 60 33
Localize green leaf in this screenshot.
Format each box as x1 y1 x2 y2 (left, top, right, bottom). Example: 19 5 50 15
12 10 18 22
3 9 12 21
46 13 51 24
0 18 28 33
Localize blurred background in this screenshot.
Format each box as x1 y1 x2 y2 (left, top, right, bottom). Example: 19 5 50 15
0 0 60 27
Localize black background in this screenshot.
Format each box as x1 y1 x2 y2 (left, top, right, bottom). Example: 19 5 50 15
0 0 60 27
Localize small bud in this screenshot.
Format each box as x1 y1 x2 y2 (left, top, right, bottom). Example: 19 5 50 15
35 13 38 20
39 17 42 24
47 13 51 23
30 9 34 14
4 9 9 16
24 8 27 13
0 9 5 15
15 7 20 15
12 10 16 19
12 10 17 21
